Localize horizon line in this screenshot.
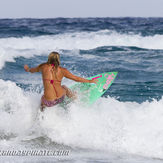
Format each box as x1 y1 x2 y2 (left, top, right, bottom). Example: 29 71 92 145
0 16 163 19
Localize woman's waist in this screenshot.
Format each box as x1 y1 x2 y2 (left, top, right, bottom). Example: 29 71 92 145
43 90 65 101
44 85 63 92
43 94 65 101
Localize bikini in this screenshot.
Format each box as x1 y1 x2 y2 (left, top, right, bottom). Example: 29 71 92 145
41 64 65 107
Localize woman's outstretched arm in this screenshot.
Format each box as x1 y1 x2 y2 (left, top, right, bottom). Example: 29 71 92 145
24 64 41 73
62 68 97 84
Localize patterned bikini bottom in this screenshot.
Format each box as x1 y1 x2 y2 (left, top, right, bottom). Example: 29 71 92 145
41 95 65 107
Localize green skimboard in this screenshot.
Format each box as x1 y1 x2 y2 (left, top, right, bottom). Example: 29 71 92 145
70 72 118 106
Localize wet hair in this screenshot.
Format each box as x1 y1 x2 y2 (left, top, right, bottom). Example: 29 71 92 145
47 51 60 69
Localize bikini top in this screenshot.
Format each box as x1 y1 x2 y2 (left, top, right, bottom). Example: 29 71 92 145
44 64 61 97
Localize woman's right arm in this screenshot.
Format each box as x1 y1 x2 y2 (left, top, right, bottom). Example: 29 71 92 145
62 68 97 84
24 64 42 73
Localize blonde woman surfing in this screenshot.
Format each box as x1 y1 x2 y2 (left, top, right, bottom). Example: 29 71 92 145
24 52 97 111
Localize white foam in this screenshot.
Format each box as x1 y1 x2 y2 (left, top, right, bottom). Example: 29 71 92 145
40 96 163 159
0 79 39 135
0 78 163 158
0 30 163 69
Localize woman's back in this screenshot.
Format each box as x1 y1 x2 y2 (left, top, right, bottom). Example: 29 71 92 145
42 64 66 100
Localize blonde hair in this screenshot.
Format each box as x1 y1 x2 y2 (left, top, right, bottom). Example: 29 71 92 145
47 51 60 69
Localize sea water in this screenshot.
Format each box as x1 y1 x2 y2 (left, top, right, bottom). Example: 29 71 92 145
0 18 163 163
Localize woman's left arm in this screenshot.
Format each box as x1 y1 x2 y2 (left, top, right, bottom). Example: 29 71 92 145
24 64 41 73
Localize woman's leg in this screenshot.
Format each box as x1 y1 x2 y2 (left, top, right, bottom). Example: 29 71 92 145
62 85 77 99
40 103 45 112
40 96 46 111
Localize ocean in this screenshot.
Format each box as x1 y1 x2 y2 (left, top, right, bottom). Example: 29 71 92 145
0 18 163 163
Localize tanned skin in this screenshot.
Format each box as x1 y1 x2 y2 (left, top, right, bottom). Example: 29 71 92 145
24 64 97 110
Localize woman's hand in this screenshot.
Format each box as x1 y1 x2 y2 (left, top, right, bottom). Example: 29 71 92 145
89 79 98 84
24 64 30 72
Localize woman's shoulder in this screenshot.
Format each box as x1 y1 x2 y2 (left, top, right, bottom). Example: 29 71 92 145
39 63 48 68
59 66 68 75
59 66 66 70
59 66 68 72
38 63 49 72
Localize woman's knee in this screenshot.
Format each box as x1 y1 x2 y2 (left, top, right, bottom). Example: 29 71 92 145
62 85 67 90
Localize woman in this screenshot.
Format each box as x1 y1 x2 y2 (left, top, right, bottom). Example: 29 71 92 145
24 52 97 111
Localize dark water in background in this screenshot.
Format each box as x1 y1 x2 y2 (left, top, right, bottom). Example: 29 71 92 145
0 18 163 162
0 18 163 102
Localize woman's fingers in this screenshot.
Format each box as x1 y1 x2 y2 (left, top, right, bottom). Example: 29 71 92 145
24 64 29 72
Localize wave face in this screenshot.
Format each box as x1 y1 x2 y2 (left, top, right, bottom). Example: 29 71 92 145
0 18 163 161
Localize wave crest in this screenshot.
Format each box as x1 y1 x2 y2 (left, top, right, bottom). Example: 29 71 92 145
0 30 163 69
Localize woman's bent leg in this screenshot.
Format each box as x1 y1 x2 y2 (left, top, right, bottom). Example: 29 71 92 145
62 85 77 99
40 95 46 111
